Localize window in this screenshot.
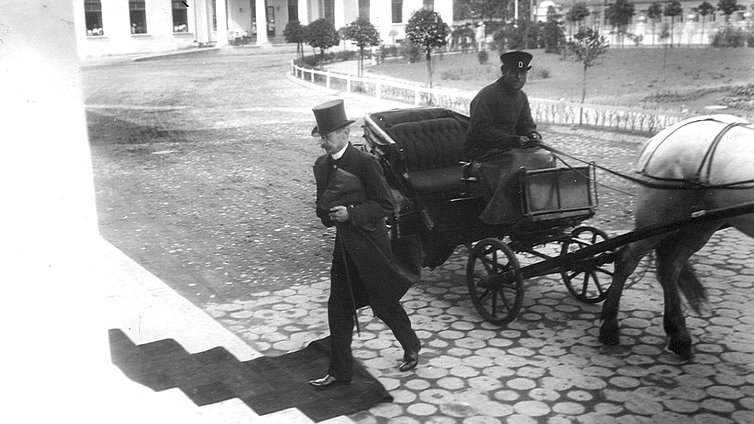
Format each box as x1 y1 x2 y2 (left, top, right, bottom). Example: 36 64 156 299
423 0 433 11
324 0 334 24
129 0 147 34
392 0 402 23
84 0 104 36
359 0 370 21
288 0 298 22
172 1 188 32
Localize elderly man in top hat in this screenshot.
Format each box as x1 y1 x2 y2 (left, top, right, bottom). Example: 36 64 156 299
308 99 421 389
463 51 554 224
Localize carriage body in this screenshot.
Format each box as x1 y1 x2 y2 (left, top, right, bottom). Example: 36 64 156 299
361 107 596 263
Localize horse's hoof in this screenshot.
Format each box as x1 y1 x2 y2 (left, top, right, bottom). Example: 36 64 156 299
667 338 693 360
599 326 620 346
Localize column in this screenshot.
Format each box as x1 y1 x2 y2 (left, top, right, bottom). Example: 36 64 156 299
334 0 346 29
255 0 269 45
194 0 211 45
216 0 229 46
1 0 107 422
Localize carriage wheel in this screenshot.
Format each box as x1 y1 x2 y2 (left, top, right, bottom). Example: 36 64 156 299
560 226 614 304
466 238 524 326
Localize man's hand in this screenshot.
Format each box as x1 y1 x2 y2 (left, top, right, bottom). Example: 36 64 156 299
515 136 535 148
528 131 542 142
328 205 349 223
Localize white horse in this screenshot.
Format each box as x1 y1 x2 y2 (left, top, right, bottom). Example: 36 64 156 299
598 115 754 359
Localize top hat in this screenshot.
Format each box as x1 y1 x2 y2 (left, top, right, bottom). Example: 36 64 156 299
500 51 533 71
311 99 355 137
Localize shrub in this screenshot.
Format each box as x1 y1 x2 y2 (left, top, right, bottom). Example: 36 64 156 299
477 50 488 65
400 39 422 63
299 54 322 69
441 69 463 80
530 67 551 80
711 25 748 47
332 50 357 61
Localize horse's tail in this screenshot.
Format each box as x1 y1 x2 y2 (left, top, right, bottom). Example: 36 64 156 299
655 247 708 315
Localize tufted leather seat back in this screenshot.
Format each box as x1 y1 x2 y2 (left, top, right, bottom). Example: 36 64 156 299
388 118 465 171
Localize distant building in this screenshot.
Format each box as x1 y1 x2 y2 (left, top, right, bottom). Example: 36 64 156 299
533 0 754 45
74 0 453 59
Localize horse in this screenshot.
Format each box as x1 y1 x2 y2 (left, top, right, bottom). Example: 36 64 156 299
598 114 754 360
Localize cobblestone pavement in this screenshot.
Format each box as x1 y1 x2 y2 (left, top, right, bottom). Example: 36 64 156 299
87 50 754 423
205 230 754 424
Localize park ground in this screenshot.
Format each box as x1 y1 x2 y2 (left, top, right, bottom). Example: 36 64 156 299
365 47 754 118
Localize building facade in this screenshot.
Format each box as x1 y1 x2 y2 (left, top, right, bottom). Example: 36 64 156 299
74 0 453 59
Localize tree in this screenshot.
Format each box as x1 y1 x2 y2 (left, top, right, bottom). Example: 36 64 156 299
698 1 715 43
340 18 381 77
606 0 635 46
405 9 450 91
283 21 306 62
563 27 610 125
718 0 742 22
543 6 565 53
566 2 591 36
659 24 671 66
647 2 664 45
663 1 684 47
305 19 340 69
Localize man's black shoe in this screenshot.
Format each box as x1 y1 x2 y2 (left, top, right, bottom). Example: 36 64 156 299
308 374 350 389
399 341 421 372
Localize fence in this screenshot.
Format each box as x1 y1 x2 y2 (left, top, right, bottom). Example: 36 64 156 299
291 61 691 135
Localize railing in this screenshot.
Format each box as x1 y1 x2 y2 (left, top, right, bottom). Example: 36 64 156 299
291 61 691 135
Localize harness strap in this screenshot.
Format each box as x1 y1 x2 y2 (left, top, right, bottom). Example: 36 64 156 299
538 138 754 191
639 118 701 175
697 122 746 185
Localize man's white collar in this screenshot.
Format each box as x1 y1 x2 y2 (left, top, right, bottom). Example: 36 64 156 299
331 144 348 160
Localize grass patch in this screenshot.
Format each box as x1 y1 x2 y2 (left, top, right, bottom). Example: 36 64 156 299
366 48 754 116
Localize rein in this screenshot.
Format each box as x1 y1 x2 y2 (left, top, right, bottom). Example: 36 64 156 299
539 122 754 191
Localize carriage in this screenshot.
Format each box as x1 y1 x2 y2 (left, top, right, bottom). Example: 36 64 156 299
357 107 754 360
359 107 615 326
358 107 754 330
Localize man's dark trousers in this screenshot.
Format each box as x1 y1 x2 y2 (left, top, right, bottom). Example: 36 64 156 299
327 240 418 381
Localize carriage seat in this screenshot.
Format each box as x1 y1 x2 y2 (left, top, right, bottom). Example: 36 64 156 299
388 117 466 198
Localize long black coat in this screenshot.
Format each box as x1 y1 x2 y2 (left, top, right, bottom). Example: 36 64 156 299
464 77 537 160
313 143 416 309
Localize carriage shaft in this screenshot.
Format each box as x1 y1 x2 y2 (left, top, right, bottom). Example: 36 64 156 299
517 201 754 280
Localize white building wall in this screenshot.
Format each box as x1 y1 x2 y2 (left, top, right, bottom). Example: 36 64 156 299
77 0 201 59
74 0 456 58
227 0 253 36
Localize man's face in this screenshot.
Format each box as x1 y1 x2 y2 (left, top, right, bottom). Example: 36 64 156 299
502 68 528 91
318 126 349 154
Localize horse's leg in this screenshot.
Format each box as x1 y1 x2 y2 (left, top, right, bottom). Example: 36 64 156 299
599 187 698 347
599 238 657 345
654 224 718 359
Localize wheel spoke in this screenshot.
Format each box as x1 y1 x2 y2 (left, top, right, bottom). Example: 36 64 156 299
595 266 614 277
579 273 590 297
491 289 498 317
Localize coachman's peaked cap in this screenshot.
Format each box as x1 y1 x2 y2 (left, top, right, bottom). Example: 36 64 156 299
311 99 355 137
500 50 533 71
